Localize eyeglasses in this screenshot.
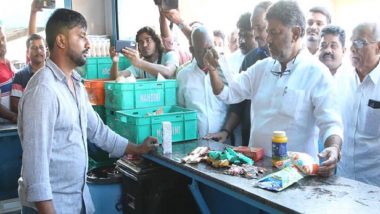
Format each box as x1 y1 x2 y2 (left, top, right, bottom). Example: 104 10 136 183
270 49 301 77
137 37 153 46
352 39 377 49
270 62 291 77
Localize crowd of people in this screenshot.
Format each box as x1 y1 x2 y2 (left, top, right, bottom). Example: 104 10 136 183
0 0 379 213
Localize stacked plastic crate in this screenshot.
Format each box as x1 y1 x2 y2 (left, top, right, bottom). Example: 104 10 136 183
80 55 131 124
104 79 198 144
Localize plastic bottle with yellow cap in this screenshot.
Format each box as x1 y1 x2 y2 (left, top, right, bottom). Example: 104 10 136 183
272 131 288 166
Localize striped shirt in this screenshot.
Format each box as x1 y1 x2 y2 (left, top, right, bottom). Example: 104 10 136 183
18 59 128 213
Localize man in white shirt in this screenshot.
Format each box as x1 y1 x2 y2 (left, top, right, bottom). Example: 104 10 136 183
319 25 356 112
206 0 343 177
305 6 331 55
318 25 355 152
177 26 228 139
337 22 380 187
319 25 348 77
228 12 257 74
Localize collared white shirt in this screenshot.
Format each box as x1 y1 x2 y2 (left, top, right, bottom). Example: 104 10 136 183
333 63 356 115
218 49 343 161
337 61 380 187
228 49 246 74
177 60 228 138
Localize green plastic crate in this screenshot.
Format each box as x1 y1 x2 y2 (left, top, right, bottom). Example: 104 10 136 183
77 57 98 79
105 79 177 110
118 56 131 70
92 105 106 123
97 57 113 79
105 108 118 132
77 56 130 80
115 106 197 144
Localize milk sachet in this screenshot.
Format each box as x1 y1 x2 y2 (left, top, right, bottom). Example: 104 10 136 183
162 121 172 154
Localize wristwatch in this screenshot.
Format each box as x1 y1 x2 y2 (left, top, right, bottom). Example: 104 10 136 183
177 20 185 30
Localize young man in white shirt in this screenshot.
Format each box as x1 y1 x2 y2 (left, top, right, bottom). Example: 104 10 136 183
305 6 331 55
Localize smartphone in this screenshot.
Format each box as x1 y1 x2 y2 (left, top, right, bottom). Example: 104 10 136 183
36 0 56 9
161 0 178 10
115 40 137 52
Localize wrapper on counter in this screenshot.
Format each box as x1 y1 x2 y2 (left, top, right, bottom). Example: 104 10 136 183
207 147 254 167
255 166 303 191
274 151 319 176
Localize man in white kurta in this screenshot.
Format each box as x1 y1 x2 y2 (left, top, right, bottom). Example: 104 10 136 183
216 49 342 161
206 1 343 177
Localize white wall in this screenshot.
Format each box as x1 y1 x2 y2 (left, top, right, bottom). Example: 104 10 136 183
72 0 112 36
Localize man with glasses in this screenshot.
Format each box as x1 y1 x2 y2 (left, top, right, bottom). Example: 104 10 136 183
11 34 46 114
0 24 18 123
110 26 179 79
337 22 380 187
205 1 343 177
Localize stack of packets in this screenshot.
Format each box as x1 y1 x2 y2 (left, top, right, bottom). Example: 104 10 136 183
255 152 319 191
182 146 209 163
115 73 137 83
182 147 266 179
233 146 264 162
146 107 164 116
207 147 254 167
115 73 165 83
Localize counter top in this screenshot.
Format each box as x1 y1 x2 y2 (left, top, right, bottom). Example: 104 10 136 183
0 122 17 132
144 140 380 214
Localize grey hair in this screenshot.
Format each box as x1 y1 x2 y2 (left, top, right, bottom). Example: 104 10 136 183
353 22 380 41
266 0 306 37
321 25 346 47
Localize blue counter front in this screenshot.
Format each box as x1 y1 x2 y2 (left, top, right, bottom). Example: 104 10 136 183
0 123 21 201
143 140 380 214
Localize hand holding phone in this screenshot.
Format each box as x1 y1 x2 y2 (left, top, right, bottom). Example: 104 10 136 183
115 40 137 52
162 0 178 10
